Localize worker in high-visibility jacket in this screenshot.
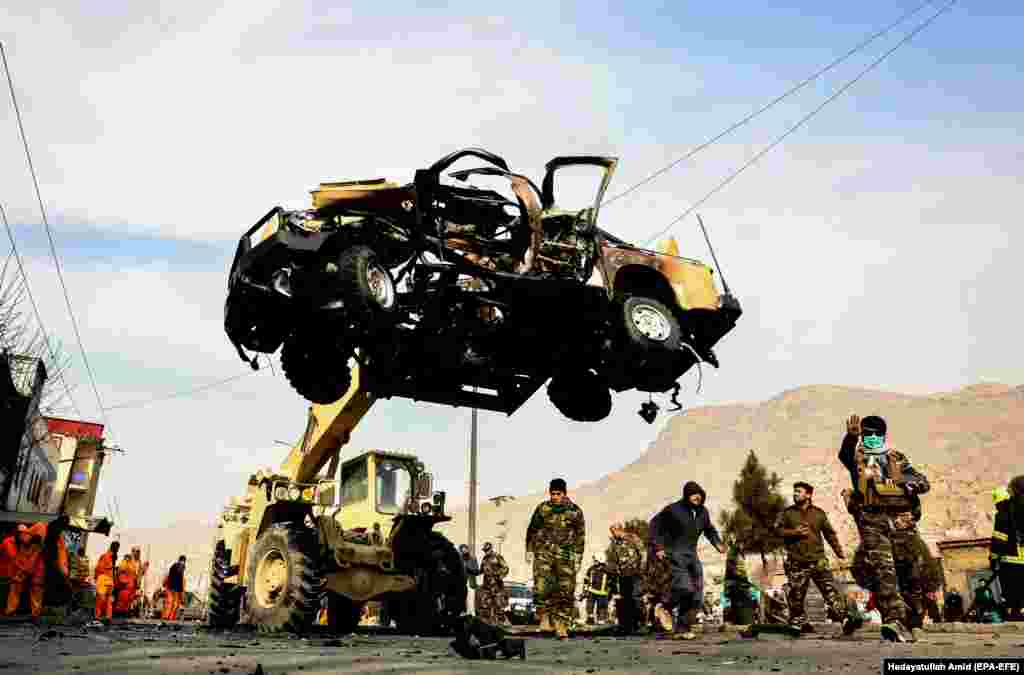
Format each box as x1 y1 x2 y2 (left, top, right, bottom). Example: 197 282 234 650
582 554 611 625
991 476 1024 621
94 541 121 621
5 523 46 617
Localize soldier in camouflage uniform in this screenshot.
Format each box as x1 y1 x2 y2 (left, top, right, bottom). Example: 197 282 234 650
606 523 645 635
525 478 586 639
642 526 675 632
839 414 930 643
774 481 861 636
475 542 510 625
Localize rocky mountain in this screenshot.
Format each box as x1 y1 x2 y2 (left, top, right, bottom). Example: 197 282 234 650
436 382 1024 586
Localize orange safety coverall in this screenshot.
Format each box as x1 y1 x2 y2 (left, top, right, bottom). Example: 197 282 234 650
0 532 17 580
113 560 137 614
94 551 116 620
0 532 18 610
161 571 184 621
6 523 46 617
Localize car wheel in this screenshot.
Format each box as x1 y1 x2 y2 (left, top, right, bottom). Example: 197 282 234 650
547 371 612 422
620 296 681 352
337 246 397 314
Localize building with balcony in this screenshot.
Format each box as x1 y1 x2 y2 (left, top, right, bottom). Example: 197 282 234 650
1 353 54 513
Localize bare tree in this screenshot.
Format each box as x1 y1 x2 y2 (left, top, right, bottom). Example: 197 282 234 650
0 254 76 415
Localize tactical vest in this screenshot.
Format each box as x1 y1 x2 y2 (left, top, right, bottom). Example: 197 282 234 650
854 447 914 511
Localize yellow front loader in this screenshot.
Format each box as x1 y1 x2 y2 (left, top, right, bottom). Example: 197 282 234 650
207 364 466 634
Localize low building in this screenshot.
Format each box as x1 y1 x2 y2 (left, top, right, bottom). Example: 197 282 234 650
936 537 992 596
45 417 107 550
1 354 53 513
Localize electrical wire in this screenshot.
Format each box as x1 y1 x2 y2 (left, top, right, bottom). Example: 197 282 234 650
102 356 272 411
103 371 258 411
0 203 83 417
601 0 940 209
1 42 112 436
641 0 957 247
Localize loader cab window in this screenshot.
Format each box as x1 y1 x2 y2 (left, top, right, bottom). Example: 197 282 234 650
375 460 412 514
339 459 369 506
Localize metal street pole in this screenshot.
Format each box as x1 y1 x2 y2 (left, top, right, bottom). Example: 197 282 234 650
468 402 478 556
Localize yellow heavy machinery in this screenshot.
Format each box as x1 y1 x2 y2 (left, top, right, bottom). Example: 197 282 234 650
207 364 465 634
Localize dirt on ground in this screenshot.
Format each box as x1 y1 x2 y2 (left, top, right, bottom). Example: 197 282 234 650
1 619 1023 675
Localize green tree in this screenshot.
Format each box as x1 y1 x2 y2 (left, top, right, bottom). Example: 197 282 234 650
718 450 786 566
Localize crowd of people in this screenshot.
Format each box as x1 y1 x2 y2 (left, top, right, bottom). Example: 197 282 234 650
0 519 191 623
503 413 1023 643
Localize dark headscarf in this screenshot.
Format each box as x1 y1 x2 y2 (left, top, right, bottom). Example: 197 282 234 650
1010 475 1024 508
682 481 707 504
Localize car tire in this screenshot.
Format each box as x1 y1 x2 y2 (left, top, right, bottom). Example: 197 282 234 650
245 523 321 634
620 296 681 352
337 246 397 315
280 333 354 404
547 371 613 422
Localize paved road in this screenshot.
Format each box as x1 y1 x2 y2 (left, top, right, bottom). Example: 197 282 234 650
1 620 1022 675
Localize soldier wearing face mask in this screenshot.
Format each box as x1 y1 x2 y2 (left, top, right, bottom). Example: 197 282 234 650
839 414 930 643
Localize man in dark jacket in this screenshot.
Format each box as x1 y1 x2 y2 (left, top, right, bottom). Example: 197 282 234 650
991 475 1024 621
774 481 861 635
839 414 929 643
649 481 724 639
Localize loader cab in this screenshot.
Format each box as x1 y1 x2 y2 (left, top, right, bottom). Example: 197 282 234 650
336 450 439 538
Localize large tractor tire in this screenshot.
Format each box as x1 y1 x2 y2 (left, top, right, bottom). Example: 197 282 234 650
280 333 354 405
386 532 466 636
337 245 397 316
244 523 322 634
207 540 241 629
547 371 613 422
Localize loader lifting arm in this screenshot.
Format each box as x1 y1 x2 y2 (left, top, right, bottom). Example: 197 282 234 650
278 361 375 485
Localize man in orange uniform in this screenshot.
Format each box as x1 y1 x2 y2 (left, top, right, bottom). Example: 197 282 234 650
113 547 147 616
94 541 120 621
0 526 24 612
40 515 72 612
162 556 186 620
5 523 46 617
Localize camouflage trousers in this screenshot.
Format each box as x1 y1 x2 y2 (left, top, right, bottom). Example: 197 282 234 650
475 581 509 624
783 557 848 626
642 554 673 607
854 510 922 627
532 553 578 625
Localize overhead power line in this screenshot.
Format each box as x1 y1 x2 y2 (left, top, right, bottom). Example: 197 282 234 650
1 42 112 437
601 0 940 209
641 0 958 247
0 203 83 418
103 358 271 412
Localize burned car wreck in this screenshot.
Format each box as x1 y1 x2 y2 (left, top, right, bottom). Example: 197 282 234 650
224 148 741 422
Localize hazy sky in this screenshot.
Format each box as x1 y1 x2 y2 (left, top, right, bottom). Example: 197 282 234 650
1 1 1020 530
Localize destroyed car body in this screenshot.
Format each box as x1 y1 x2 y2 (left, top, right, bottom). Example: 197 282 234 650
224 148 741 422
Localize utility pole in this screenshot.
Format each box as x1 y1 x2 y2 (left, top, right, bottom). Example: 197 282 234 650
468 401 478 556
